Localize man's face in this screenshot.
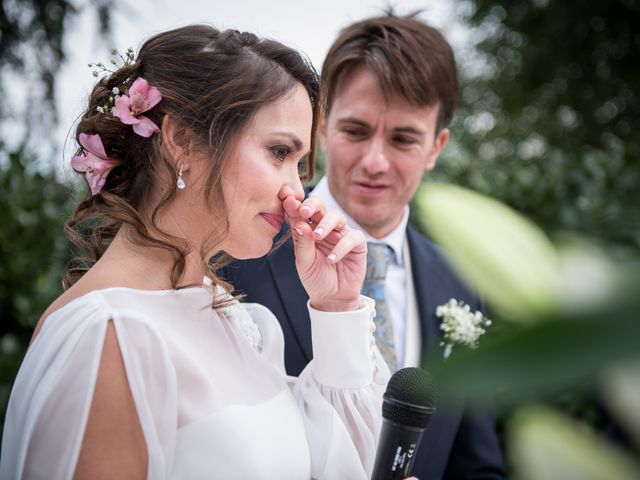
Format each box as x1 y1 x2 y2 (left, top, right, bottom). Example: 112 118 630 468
321 65 449 238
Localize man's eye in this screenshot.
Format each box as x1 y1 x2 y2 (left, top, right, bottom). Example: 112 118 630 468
393 136 416 146
343 128 366 138
271 145 291 160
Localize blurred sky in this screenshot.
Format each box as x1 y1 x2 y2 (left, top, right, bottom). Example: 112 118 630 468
1 1 474 167
45 0 471 163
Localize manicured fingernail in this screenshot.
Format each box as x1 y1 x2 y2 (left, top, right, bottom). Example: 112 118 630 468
327 253 337 262
294 227 303 236
300 205 312 215
314 227 324 237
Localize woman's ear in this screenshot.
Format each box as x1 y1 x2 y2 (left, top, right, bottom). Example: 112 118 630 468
161 115 189 166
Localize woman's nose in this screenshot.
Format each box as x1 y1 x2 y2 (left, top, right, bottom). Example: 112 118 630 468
278 168 305 202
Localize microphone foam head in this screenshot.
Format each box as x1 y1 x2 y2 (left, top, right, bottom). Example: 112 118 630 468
382 367 435 429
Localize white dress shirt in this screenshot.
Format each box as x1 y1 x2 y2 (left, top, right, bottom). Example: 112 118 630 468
312 177 421 368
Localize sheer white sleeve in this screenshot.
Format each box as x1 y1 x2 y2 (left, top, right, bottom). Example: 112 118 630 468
245 297 390 480
0 293 178 480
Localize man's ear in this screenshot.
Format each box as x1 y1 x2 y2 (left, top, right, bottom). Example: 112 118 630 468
161 114 190 166
424 128 449 172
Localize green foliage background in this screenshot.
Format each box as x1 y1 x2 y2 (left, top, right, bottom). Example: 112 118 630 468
427 1 640 473
430 0 639 469
0 0 114 438
0 146 74 427
436 0 640 254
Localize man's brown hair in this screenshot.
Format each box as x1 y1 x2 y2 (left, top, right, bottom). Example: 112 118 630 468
320 11 458 132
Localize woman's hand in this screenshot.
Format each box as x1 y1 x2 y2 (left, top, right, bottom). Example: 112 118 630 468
283 195 367 312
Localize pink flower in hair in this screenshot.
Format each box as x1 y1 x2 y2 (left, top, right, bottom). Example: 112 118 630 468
112 77 162 137
71 133 120 196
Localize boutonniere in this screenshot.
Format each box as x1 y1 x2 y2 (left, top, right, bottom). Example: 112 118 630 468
436 299 491 359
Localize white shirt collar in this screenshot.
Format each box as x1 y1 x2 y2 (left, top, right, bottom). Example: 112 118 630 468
311 177 409 266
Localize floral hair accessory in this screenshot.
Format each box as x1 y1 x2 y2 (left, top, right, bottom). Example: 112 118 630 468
112 77 162 137
89 49 162 137
436 298 492 359
70 133 120 196
89 47 135 77
90 48 134 115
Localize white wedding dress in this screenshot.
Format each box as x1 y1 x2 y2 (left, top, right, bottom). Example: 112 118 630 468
0 286 389 479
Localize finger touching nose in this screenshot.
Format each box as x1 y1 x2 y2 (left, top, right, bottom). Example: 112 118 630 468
278 171 305 202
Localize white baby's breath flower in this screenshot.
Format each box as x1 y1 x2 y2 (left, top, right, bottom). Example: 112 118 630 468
436 298 491 359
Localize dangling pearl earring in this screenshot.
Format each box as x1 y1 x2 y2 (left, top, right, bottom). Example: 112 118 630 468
176 164 186 190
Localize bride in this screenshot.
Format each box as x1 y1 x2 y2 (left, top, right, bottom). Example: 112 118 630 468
0 24 388 479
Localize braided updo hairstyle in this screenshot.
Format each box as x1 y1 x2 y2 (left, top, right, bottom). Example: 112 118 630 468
64 24 319 295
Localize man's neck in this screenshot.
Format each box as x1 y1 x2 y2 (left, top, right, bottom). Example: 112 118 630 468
311 176 409 264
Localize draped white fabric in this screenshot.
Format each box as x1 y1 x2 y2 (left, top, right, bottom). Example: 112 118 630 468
0 287 389 479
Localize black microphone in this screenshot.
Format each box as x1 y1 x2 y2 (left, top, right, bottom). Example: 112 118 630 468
371 367 435 480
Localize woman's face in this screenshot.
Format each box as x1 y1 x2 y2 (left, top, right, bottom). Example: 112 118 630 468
219 83 312 259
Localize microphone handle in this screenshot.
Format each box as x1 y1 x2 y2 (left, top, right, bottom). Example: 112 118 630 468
371 419 426 480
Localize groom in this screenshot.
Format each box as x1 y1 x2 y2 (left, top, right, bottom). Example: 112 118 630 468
223 12 504 479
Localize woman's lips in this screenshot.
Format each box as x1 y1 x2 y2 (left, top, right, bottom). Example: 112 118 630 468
260 212 285 231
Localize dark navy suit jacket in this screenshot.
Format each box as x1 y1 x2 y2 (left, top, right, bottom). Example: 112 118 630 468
222 225 505 479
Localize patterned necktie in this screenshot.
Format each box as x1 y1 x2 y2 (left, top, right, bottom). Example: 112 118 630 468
361 242 397 371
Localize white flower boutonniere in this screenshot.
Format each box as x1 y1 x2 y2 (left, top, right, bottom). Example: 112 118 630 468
436 299 491 359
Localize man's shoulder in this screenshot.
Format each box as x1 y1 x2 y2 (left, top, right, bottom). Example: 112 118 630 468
406 224 451 270
220 228 296 293
406 224 480 303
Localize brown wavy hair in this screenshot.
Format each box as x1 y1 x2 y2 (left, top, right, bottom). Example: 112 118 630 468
64 25 319 300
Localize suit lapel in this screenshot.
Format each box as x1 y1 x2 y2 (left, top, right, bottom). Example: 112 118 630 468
406 226 441 366
406 226 464 477
266 235 313 362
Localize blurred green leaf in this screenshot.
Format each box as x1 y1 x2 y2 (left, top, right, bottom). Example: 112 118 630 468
602 362 640 450
555 235 625 313
431 292 640 405
415 182 561 321
509 406 640 480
